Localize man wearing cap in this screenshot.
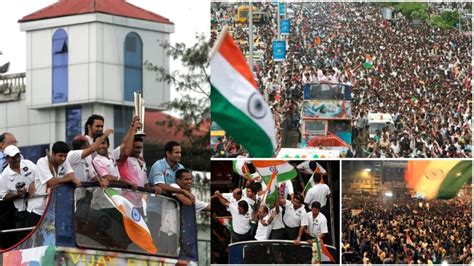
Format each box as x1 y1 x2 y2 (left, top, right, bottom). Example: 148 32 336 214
27 141 81 226
0 145 37 241
0 132 18 171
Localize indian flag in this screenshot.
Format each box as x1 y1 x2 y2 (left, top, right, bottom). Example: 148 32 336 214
404 160 471 199
104 188 158 254
252 160 297 184
363 54 373 69
303 162 327 193
263 170 278 208
232 160 252 179
211 29 276 157
312 237 335 263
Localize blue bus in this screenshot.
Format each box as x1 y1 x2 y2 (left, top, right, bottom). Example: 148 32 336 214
0 182 198 265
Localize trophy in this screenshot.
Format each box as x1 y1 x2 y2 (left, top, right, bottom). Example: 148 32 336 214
134 91 146 136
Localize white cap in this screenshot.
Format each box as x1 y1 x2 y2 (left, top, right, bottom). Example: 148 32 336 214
4 145 20 157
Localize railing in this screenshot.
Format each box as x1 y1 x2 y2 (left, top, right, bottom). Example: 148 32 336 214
0 72 26 102
192 174 210 226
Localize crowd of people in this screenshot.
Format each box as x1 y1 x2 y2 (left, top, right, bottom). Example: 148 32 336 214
0 114 209 250
342 195 472 264
211 160 337 263
211 2 472 158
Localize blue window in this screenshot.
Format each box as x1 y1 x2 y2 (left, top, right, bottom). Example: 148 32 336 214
19 144 49 164
124 32 143 102
114 106 133 147
52 29 68 103
66 106 82 146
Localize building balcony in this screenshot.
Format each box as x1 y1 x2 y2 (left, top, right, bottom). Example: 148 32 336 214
0 72 26 102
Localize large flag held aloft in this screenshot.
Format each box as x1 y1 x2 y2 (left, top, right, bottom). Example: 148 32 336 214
104 188 158 254
404 160 471 199
210 28 276 157
252 160 297 184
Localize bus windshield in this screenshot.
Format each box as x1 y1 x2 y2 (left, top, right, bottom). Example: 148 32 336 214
74 187 180 257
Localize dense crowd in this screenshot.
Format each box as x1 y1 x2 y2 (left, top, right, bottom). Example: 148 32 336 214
211 2 472 158
342 196 472 264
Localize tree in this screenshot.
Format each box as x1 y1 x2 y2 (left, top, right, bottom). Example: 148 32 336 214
144 34 210 171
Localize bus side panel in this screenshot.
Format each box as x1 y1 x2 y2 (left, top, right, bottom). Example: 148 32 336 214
55 184 76 247
228 244 243 264
3 246 184 265
179 205 198 261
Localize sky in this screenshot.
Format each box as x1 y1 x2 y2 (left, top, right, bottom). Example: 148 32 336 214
0 0 210 115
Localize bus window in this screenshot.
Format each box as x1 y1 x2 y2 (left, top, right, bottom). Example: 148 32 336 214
74 187 180 257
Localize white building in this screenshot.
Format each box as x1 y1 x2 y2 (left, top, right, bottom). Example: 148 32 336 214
0 0 174 161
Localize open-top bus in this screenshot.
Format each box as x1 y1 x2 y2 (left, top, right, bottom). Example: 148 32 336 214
0 182 198 265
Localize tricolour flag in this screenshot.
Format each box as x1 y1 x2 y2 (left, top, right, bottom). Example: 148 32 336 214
104 188 158 254
252 160 297 184
363 54 373 69
404 160 471 199
232 160 252 179
211 29 276 157
262 170 278 208
303 162 327 193
312 237 335 263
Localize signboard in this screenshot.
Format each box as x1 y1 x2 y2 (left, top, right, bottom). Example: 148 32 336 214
279 2 286 16
272 40 286 62
280 19 290 35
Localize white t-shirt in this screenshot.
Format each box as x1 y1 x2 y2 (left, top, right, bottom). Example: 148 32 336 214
228 203 251 235
304 183 331 208
301 211 328 238
254 213 272 240
67 150 97 182
28 156 74 215
222 192 239 206
170 183 209 214
283 199 306 228
271 206 284 230
0 160 37 211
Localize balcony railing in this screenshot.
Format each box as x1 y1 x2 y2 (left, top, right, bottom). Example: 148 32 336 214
0 72 26 102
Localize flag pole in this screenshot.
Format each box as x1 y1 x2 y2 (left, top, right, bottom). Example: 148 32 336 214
210 26 229 60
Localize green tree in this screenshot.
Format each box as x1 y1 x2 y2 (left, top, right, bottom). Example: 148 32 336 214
144 34 210 171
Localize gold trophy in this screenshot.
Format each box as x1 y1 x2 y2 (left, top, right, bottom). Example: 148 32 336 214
134 91 146 136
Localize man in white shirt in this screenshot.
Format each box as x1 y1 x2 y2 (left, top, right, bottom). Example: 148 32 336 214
67 129 112 184
172 169 208 213
254 205 277 241
215 191 252 243
213 188 242 207
0 145 37 240
282 194 306 240
295 202 328 245
304 173 331 210
28 141 81 226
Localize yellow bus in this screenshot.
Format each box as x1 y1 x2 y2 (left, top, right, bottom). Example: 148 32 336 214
236 5 257 23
